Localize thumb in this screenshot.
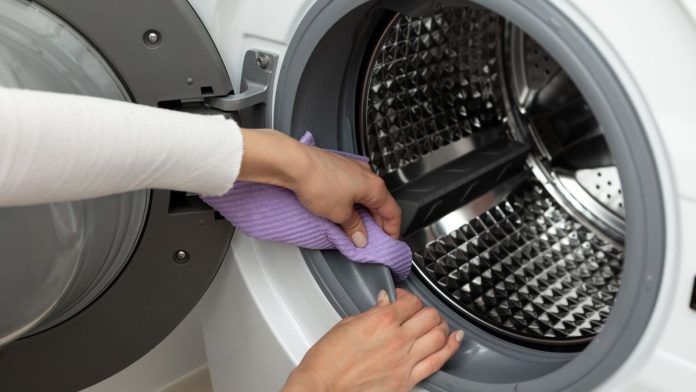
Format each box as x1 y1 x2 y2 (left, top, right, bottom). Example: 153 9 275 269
340 209 368 248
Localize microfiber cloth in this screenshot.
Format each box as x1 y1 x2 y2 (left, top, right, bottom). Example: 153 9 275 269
201 131 412 281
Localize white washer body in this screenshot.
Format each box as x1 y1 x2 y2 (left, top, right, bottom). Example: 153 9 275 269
188 0 696 390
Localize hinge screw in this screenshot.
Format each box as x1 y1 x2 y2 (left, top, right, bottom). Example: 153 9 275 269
256 54 270 70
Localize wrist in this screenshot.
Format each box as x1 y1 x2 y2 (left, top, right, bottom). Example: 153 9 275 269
282 367 329 392
237 128 310 190
280 137 312 192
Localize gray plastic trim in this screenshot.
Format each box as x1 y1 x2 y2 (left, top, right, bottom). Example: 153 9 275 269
274 0 665 390
35 0 233 106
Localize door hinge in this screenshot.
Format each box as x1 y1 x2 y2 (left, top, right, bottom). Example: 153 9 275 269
205 50 278 128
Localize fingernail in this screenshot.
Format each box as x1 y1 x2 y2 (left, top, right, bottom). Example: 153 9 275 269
352 231 367 248
454 330 465 342
377 289 387 302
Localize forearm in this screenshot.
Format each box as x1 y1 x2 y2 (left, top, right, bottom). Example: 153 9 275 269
236 129 310 189
0 87 242 207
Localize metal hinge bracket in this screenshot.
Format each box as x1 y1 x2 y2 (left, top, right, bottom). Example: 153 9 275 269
205 50 278 128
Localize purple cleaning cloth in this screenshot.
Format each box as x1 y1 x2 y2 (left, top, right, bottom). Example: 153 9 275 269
201 131 412 281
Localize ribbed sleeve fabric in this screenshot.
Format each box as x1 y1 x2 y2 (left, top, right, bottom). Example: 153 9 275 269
0 87 243 207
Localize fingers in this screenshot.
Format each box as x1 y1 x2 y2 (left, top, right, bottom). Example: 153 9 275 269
391 289 424 324
356 160 372 170
408 321 449 361
368 207 385 232
375 289 390 307
377 193 402 239
351 171 402 239
342 159 401 239
340 209 368 248
409 330 464 384
401 307 443 338
360 184 401 239
395 288 412 299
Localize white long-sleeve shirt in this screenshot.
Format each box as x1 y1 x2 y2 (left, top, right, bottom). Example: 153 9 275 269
0 87 243 207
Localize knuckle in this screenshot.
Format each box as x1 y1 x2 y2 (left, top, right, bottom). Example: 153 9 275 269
338 209 355 226
344 217 361 230
369 173 385 187
423 308 441 324
393 331 414 350
424 357 441 374
432 329 448 347
374 308 398 327
367 177 387 199
387 336 405 352
395 330 412 345
388 340 406 355
411 296 423 310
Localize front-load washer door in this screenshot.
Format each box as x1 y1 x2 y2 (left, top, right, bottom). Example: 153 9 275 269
0 1 235 390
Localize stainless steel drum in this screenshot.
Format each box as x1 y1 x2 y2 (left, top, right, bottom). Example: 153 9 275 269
360 7 626 347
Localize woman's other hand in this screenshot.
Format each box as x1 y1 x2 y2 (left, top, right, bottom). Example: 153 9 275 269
237 128 401 246
281 289 464 392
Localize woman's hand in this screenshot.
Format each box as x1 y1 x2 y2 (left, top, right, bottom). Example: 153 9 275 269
281 289 464 392
237 128 401 246
291 144 401 245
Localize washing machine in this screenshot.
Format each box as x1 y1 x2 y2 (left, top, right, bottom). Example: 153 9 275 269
1 0 695 391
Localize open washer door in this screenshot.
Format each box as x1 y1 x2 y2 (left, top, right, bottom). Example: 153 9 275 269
194 0 693 391
0 1 235 390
